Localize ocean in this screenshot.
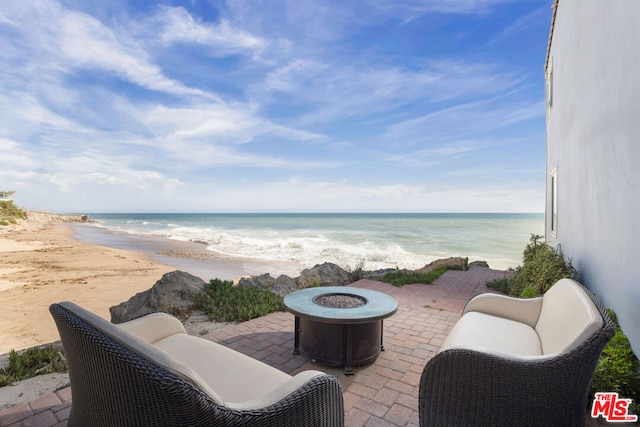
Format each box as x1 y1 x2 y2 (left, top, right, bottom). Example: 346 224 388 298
73 213 545 279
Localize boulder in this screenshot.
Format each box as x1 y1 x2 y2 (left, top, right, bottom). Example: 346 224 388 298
296 262 351 289
235 262 352 296
235 273 298 297
469 260 490 268
416 257 468 274
110 270 206 324
235 273 275 289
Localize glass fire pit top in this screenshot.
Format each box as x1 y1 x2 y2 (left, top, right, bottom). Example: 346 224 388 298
284 286 398 324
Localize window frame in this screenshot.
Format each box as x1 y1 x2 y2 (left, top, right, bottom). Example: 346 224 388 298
550 167 558 237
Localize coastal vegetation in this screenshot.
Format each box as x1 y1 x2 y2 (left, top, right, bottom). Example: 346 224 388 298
0 346 66 387
377 266 458 287
591 309 640 414
191 278 285 322
486 234 577 297
0 200 26 226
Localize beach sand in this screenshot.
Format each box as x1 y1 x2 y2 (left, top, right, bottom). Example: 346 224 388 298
0 215 183 355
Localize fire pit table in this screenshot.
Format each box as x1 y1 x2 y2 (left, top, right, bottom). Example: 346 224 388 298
284 286 398 375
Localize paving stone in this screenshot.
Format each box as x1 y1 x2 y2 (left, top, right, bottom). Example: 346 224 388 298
0 403 32 427
28 394 62 414
356 396 390 418
52 403 71 423
384 403 415 426
16 409 58 427
364 416 395 426
345 407 372 427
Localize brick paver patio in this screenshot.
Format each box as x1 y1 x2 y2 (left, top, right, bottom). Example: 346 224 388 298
0 266 508 427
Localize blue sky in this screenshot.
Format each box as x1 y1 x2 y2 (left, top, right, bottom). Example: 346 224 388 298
0 0 552 213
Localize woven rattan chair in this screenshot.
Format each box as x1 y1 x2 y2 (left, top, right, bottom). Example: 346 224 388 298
419 279 615 427
50 302 344 427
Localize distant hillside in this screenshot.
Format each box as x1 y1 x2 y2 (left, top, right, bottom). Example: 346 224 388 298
0 201 27 226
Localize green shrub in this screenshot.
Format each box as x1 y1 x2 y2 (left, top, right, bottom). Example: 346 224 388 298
191 278 285 322
590 310 640 414
0 346 67 387
378 267 454 287
486 277 511 294
487 234 578 297
0 200 26 226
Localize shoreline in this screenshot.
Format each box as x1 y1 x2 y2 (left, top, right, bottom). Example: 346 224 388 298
69 223 307 281
0 217 179 355
0 213 311 355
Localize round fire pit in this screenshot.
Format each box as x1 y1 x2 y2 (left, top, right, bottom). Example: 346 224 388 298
284 286 398 375
313 293 367 308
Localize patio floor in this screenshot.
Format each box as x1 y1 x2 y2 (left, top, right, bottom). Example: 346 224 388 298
0 266 508 427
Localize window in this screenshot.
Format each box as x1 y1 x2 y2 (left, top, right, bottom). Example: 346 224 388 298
550 167 558 236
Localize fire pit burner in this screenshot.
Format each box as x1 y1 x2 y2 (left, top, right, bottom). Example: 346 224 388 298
284 286 398 375
313 293 367 308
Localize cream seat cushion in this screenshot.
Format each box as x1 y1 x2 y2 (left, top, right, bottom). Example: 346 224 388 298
440 312 543 356
154 333 292 404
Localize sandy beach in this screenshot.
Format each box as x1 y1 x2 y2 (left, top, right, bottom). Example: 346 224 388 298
0 214 183 355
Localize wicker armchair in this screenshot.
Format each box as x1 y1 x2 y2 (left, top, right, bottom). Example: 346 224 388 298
50 302 344 427
419 279 615 427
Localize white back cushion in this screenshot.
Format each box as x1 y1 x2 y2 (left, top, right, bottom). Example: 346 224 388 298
535 279 603 354
60 302 225 404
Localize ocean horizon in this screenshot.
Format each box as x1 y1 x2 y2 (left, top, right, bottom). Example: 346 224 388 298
73 213 545 278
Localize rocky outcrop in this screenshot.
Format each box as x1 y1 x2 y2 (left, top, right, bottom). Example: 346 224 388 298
110 270 206 324
234 262 352 297
415 257 468 274
234 273 298 297
111 258 487 319
469 260 490 268
296 262 351 288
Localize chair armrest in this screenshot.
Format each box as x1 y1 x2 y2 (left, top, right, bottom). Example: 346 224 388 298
463 293 542 328
227 370 327 410
420 346 601 427
227 371 344 426
118 312 187 344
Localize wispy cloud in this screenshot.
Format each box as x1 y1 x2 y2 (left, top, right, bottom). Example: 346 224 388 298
490 6 551 44
0 0 549 212
152 6 267 57
383 98 544 145
370 0 514 14
58 10 215 99
258 60 526 127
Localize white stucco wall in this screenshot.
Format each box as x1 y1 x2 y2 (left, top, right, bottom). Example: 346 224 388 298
545 0 640 354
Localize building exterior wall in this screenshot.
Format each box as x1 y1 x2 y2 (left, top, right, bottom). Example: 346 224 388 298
545 0 640 353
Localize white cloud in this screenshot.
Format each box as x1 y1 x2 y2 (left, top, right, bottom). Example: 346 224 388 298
383 98 544 144
141 102 326 147
155 6 267 56
257 60 525 126
170 177 544 213
58 11 214 99
0 139 36 170
366 0 515 17
490 6 550 44
14 99 81 131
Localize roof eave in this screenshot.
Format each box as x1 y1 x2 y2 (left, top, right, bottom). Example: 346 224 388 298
544 0 559 74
